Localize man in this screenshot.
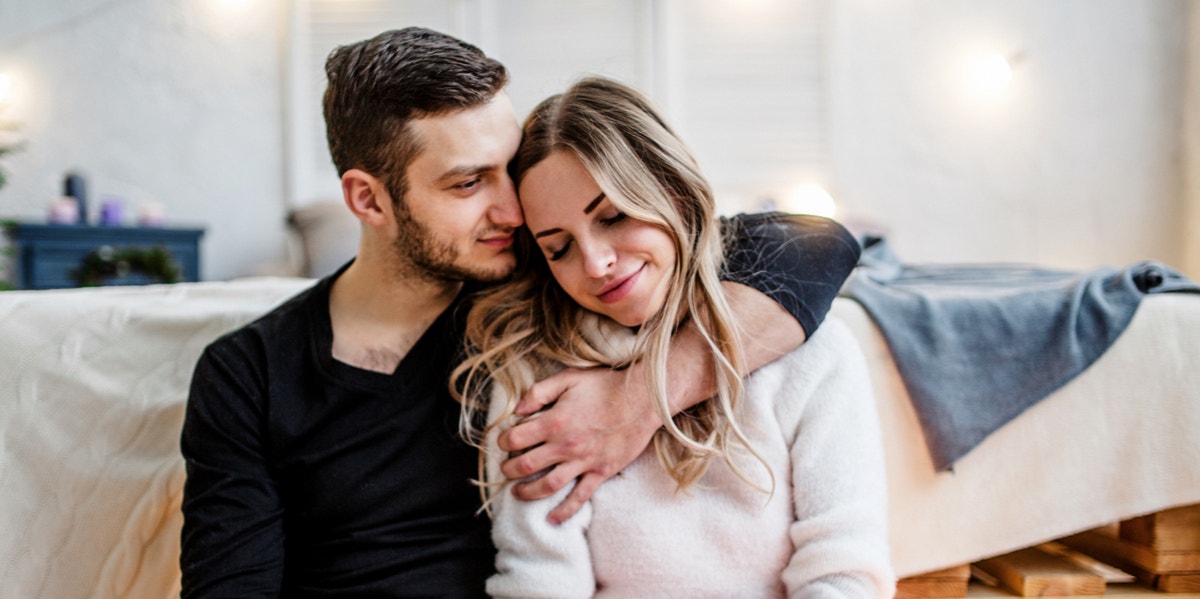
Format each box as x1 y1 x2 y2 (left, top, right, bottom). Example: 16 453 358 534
180 27 860 597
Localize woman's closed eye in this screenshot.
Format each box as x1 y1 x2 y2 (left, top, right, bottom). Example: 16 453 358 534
599 211 627 226
547 240 572 262
543 210 627 261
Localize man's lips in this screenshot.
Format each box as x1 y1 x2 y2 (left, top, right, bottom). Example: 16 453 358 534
479 233 514 248
597 266 643 304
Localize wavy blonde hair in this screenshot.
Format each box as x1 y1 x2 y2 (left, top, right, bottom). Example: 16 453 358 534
452 76 767 500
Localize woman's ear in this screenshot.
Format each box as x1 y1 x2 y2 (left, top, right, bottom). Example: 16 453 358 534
341 169 394 228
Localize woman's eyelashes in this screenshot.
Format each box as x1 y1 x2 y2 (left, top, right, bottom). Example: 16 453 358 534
599 211 627 226
547 241 571 262
543 210 627 262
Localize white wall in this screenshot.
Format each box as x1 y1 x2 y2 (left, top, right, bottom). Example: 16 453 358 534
286 0 829 217
1185 1 1200 279
1 0 1194 281
828 0 1190 273
0 0 289 281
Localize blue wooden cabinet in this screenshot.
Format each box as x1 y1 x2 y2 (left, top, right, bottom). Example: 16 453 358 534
3 223 205 290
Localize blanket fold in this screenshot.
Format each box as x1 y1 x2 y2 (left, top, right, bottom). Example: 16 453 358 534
840 237 1200 471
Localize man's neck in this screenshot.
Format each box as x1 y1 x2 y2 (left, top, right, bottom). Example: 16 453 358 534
328 259 463 374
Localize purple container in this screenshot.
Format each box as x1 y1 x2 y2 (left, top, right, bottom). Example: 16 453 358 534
99 199 124 226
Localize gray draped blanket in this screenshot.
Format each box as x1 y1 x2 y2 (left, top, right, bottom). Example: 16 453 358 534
840 236 1200 471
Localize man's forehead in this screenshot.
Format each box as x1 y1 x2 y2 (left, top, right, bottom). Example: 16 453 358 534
407 99 520 174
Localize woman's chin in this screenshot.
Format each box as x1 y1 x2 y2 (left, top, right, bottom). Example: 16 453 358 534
601 305 652 329
612 315 644 328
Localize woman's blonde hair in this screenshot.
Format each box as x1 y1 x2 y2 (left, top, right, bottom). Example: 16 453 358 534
452 76 767 499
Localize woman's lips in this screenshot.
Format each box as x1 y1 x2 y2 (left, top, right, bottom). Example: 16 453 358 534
598 266 643 304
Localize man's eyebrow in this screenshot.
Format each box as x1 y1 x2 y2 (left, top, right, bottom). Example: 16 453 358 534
583 192 606 214
435 164 491 184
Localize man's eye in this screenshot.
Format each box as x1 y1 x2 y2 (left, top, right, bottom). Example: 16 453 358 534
458 178 481 190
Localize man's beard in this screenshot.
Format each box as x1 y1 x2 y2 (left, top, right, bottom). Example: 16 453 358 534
391 200 513 284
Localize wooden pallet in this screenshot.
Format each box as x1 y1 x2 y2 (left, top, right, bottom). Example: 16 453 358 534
1057 506 1200 594
896 504 1200 597
1120 504 1200 552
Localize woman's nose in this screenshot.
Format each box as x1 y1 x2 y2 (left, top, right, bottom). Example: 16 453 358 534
581 239 616 279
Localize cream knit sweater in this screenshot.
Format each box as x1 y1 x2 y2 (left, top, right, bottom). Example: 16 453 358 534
485 316 894 599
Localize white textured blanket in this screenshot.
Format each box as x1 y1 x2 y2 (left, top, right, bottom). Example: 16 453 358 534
833 293 1200 577
0 279 1197 596
0 278 314 599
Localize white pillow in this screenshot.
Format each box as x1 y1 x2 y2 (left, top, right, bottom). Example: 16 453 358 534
288 201 360 278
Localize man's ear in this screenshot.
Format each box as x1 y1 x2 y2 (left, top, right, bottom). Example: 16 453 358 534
341 169 394 228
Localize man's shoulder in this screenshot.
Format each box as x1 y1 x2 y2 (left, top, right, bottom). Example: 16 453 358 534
721 210 856 242
204 278 326 361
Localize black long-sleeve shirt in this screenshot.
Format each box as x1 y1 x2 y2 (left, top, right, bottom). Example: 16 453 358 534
179 212 860 598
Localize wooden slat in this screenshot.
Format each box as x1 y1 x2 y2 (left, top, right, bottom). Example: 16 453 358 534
896 564 970 598
1081 559 1200 593
1120 504 1200 551
1059 527 1200 592
910 564 972 579
1144 571 1200 593
1037 542 1136 582
973 546 1106 596
895 579 968 598
1059 528 1200 573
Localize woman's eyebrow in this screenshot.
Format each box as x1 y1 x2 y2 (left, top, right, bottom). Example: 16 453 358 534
583 192 606 214
534 192 609 239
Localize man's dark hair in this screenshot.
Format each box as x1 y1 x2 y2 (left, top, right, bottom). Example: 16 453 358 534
323 27 508 201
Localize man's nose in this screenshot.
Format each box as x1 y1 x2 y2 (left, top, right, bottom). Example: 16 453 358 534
490 173 522 228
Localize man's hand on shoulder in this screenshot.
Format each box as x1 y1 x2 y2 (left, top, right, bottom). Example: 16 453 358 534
497 365 658 525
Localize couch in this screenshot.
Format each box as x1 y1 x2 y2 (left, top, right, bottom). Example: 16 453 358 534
1 278 1198 597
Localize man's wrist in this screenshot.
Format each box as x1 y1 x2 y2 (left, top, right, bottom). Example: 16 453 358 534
620 362 668 435
665 320 718 415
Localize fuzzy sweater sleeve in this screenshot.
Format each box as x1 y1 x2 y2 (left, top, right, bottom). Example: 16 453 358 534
484 376 596 599
774 318 896 598
486 317 652 598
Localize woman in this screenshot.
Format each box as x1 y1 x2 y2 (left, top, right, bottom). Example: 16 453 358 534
455 76 893 598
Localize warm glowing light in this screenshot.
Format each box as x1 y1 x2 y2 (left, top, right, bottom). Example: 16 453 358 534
782 184 837 218
0 74 12 105
212 0 253 12
199 0 259 34
730 0 777 10
964 53 1013 99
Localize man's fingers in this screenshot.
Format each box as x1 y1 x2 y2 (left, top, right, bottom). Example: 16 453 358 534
498 414 544 453
515 375 571 416
500 443 562 480
510 461 583 501
547 472 603 525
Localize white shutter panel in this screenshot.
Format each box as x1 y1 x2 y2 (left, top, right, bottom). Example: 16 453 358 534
670 0 829 213
285 0 827 213
286 0 466 207
488 0 648 119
